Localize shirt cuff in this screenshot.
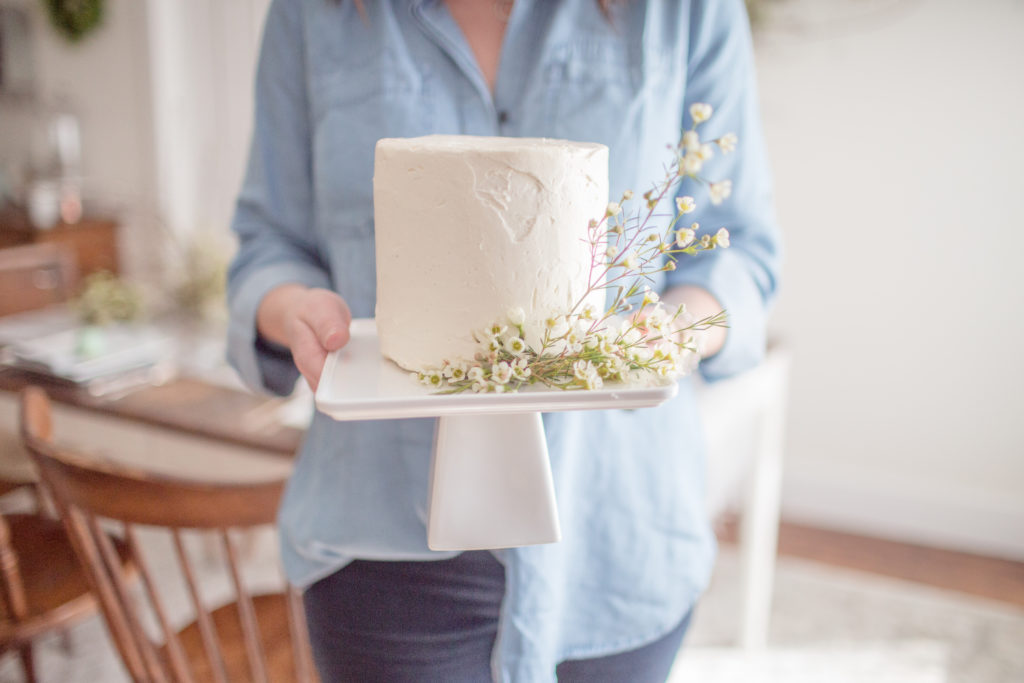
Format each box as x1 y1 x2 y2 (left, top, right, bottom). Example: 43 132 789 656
227 261 332 396
666 248 768 383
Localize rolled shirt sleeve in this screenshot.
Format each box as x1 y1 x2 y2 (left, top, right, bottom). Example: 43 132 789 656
227 0 332 396
666 0 782 382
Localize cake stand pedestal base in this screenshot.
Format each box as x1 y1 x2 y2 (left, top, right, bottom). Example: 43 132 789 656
314 319 677 552
428 412 560 551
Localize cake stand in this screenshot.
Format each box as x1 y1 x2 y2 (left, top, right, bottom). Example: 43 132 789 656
315 319 677 551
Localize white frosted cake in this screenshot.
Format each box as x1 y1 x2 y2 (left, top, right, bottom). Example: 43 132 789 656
374 135 609 371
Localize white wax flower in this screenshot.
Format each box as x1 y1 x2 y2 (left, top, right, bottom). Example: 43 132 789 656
641 286 659 306
512 358 532 380
709 180 732 205
622 252 639 269
717 133 738 153
605 246 618 260
698 144 714 162
443 362 468 381
606 202 622 217
622 189 634 200
585 372 603 390
467 366 484 383
488 322 508 338
505 336 527 356
682 154 703 175
714 227 730 248
581 303 598 320
492 361 512 384
572 359 594 381
681 130 700 152
676 196 696 214
690 103 713 124
507 307 525 326
675 227 696 248
419 370 442 387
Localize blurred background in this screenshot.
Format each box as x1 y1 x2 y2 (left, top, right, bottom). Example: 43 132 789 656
0 0 1020 681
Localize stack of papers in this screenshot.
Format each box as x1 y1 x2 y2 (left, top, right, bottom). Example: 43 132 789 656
0 307 177 395
9 326 174 384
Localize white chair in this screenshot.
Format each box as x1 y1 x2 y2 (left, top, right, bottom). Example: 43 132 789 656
696 342 791 648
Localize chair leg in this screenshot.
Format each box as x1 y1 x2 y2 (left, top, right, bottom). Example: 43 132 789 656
18 644 36 683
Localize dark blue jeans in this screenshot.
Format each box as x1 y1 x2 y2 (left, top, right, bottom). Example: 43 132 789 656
303 550 692 682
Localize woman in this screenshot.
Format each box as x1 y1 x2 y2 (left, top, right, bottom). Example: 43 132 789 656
227 0 780 681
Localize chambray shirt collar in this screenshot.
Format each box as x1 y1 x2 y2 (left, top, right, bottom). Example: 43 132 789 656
411 0 533 116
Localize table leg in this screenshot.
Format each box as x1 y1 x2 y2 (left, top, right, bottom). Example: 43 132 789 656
427 412 561 551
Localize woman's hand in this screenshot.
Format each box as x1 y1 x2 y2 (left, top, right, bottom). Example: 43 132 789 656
256 284 352 391
657 285 727 359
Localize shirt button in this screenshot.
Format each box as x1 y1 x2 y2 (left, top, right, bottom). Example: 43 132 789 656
497 110 509 125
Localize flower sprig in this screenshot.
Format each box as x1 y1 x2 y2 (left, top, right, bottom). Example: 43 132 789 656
414 103 737 393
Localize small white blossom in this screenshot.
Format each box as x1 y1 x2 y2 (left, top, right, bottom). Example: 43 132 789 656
491 361 513 384
646 309 669 335
504 336 527 356
585 372 604 390
622 251 639 269
572 360 594 381
697 144 715 162
605 246 618 260
681 130 700 152
471 380 488 393
690 102 713 124
507 307 525 326
682 153 703 175
622 189 634 200
628 345 653 363
467 366 484 383
641 286 659 306
442 362 468 381
675 227 696 248
675 196 696 214
419 370 443 388
488 322 507 338
717 133 738 153
709 180 732 205
606 202 622 217
581 303 598 320
512 358 532 380
713 227 730 248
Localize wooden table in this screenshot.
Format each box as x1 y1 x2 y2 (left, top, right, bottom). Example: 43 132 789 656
0 368 302 458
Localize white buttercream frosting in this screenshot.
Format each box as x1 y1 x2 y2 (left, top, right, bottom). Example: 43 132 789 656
374 135 609 370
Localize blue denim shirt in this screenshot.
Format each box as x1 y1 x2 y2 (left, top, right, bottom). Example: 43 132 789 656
227 0 780 680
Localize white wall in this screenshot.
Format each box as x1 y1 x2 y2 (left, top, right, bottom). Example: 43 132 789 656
756 0 1024 558
0 0 158 278
0 0 268 280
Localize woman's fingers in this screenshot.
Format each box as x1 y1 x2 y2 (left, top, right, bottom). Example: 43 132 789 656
290 319 329 391
298 289 353 351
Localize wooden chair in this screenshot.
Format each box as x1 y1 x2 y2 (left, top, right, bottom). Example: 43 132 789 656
19 387 317 683
0 431 128 682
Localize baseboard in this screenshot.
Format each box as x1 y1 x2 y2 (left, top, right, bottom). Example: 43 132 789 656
781 465 1024 562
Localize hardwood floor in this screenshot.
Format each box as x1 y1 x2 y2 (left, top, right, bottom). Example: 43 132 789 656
717 516 1024 609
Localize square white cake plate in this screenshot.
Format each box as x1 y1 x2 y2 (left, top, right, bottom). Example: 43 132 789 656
315 318 677 551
